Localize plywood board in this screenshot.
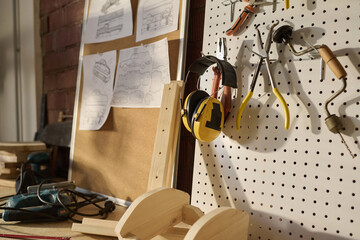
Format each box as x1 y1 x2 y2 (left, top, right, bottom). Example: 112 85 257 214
70 0 187 202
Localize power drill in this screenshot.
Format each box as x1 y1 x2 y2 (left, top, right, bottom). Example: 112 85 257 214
1 189 70 222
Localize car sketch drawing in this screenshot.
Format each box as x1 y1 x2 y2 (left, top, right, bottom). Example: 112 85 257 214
111 38 170 107
119 51 152 73
93 58 111 83
141 0 174 33
96 9 124 38
101 0 120 14
117 70 151 90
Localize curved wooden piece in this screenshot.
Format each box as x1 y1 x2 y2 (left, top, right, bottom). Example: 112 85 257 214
115 187 190 240
182 205 204 225
184 207 249 240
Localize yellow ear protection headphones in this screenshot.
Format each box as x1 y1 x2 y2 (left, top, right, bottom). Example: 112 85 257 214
181 55 237 142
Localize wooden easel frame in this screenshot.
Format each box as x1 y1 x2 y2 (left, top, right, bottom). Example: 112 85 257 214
68 0 190 204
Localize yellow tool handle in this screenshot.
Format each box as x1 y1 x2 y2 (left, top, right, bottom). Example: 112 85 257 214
318 44 347 80
285 0 289 9
236 91 253 130
273 88 290 130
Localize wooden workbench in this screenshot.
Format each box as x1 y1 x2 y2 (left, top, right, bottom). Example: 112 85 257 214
0 185 127 239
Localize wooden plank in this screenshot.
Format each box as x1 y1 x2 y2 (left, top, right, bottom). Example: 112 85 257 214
0 142 46 151
0 151 17 163
0 179 16 187
147 81 183 191
71 219 118 237
81 218 118 229
0 142 47 163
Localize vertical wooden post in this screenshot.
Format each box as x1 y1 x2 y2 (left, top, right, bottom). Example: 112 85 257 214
147 81 184 191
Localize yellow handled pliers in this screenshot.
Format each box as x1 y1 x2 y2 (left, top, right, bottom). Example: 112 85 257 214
236 20 290 130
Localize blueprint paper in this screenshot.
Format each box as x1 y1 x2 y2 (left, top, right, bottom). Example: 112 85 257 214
84 0 133 43
111 38 171 108
79 50 116 130
136 0 180 42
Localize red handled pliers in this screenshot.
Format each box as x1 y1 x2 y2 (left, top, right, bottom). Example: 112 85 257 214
225 0 276 36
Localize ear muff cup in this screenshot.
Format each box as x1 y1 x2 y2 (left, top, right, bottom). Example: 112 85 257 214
182 90 209 132
191 97 224 142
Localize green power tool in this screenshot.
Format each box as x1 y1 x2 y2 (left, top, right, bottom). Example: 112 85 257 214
1 189 70 222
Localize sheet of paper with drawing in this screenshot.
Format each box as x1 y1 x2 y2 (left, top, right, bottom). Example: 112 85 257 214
79 50 116 130
111 38 170 108
84 0 133 43
136 0 180 42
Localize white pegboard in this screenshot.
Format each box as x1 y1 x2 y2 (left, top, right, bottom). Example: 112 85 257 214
191 1 360 239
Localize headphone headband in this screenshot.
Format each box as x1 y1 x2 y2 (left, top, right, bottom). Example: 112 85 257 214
186 55 237 88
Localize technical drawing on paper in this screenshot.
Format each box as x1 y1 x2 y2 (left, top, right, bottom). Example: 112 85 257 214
111 38 170 107
136 0 180 42
96 9 124 39
101 0 120 14
79 50 116 130
93 59 111 83
81 90 108 126
84 0 133 43
141 1 173 33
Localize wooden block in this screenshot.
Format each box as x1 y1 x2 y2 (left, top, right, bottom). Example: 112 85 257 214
147 81 184 191
184 207 249 240
72 219 118 237
0 142 47 163
81 218 118 229
0 151 17 163
115 187 190 240
0 167 19 175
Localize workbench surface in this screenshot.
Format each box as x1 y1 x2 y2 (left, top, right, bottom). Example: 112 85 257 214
0 184 127 239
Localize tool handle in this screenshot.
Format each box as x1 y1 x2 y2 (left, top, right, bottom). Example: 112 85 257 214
236 91 253 130
285 0 289 9
211 67 222 99
273 88 290 130
211 67 232 122
318 44 347 80
223 86 232 122
226 5 255 36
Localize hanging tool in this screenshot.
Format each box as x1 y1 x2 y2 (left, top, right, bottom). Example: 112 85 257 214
226 0 276 36
212 37 233 121
273 25 355 158
236 20 290 130
285 0 289 9
221 0 239 22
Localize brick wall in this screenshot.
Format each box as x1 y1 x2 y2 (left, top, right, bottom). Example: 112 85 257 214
40 0 85 124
